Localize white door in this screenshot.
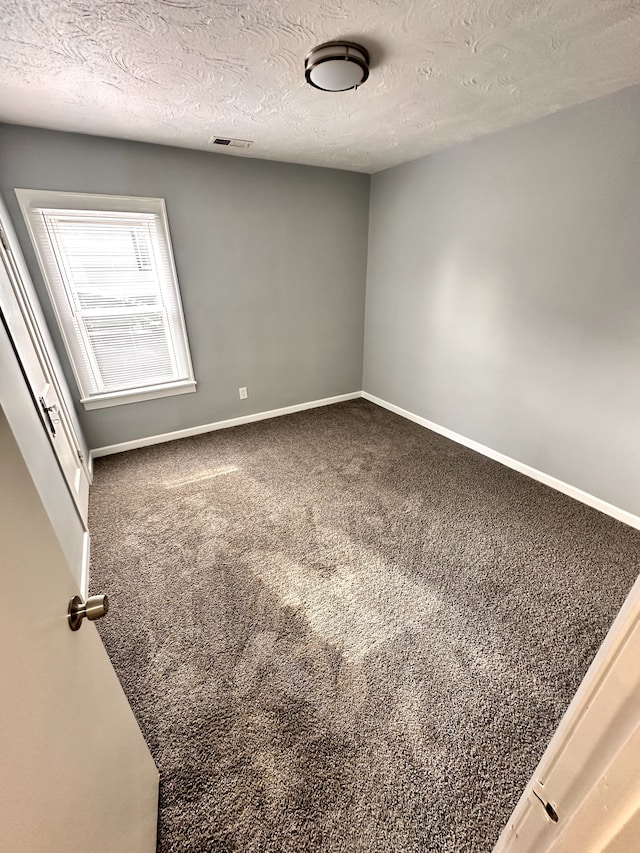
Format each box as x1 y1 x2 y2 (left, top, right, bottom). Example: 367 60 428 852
494 573 640 852
0 269 89 590
0 404 158 852
0 217 90 519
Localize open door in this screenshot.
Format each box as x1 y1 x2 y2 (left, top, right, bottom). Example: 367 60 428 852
494 572 640 852
0 402 159 852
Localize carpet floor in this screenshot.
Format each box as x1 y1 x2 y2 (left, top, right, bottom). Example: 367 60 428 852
89 399 640 853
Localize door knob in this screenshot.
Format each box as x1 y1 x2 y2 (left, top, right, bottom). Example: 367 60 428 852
68 594 109 631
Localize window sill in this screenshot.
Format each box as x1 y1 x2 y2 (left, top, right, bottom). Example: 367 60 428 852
81 380 197 410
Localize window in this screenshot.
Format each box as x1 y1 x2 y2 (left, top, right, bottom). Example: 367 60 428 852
16 190 196 410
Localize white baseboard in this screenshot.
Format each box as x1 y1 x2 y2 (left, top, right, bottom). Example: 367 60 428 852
362 391 640 532
90 392 362 460
89 387 640 532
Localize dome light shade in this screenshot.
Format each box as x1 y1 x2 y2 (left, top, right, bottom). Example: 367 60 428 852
305 41 370 92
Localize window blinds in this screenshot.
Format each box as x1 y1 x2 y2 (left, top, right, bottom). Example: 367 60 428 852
30 207 193 399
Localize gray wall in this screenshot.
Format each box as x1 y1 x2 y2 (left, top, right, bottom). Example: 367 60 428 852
0 125 369 449
364 85 640 516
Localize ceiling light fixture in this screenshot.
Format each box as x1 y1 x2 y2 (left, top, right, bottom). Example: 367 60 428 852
305 41 370 92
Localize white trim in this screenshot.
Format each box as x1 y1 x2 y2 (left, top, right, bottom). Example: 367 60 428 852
90 392 362 459
362 391 640 532
15 189 179 216
81 379 197 410
80 530 91 599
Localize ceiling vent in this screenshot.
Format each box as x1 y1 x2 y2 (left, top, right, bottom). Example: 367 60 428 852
209 136 253 149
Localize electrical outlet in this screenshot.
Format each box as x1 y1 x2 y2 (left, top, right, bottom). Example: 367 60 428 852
239 387 248 400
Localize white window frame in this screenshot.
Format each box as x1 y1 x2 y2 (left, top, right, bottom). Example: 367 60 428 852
16 189 196 410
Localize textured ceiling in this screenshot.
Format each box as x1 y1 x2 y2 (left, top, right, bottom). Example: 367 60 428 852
1 1 640 173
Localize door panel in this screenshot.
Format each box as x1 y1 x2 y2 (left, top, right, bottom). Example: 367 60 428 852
0 407 158 852
0 312 89 594
0 316 87 588
0 231 89 518
494 575 640 852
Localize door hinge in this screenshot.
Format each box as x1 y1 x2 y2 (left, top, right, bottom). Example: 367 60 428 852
39 396 58 437
77 450 85 462
0 227 9 252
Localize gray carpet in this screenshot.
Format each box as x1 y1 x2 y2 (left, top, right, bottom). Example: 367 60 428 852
89 399 640 853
